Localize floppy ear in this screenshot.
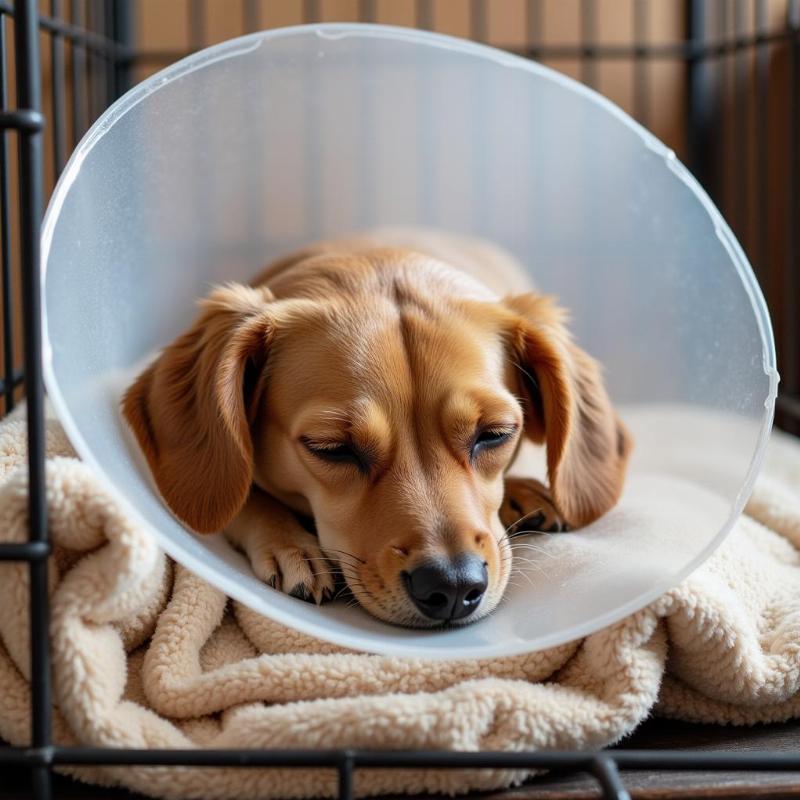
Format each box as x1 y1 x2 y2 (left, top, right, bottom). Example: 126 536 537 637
505 293 632 528
122 284 275 533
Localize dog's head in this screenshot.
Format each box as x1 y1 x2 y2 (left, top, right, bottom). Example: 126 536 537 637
123 249 631 627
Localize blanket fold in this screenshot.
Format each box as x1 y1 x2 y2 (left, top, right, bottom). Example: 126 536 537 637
0 408 798 799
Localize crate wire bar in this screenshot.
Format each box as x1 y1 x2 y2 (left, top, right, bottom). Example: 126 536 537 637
0 2 799 800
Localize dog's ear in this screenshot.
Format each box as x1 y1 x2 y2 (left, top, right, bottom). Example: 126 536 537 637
505 293 632 528
122 284 276 533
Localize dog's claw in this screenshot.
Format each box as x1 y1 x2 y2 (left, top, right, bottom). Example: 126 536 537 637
247 537 336 602
289 583 313 603
547 520 570 533
501 477 569 535
512 510 544 534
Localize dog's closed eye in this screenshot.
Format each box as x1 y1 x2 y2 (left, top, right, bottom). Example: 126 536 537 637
300 437 371 474
469 424 518 461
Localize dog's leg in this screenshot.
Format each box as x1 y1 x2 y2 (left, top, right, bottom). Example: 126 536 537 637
499 477 570 534
226 489 335 603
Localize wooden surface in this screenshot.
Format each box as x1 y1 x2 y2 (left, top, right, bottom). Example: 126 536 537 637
2 718 799 799
495 718 800 799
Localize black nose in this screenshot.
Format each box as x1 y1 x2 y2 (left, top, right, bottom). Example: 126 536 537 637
403 554 488 621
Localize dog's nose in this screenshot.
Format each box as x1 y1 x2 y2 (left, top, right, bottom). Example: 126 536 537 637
403 554 488 621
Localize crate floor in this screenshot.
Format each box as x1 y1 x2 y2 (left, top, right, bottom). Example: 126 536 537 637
2 718 799 800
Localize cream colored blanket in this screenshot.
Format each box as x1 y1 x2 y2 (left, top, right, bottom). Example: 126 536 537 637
0 408 799 800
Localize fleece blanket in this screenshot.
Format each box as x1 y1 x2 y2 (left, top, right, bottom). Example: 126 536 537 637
0 406 798 800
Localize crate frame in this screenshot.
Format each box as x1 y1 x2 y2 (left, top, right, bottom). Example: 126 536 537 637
0 2 799 799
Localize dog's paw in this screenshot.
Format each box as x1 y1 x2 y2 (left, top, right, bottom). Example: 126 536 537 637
500 477 570 534
249 534 335 604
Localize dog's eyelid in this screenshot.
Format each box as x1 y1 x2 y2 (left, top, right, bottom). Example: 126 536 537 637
469 422 519 461
298 434 362 451
299 435 343 449
299 435 371 473
476 421 519 437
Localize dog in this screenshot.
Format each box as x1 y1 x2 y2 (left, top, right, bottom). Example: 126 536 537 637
123 229 632 628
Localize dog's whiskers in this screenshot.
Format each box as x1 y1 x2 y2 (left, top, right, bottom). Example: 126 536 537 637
510 541 551 551
305 557 361 576
511 567 536 587
511 556 549 581
503 509 545 537
511 554 548 568
308 568 345 580
507 529 551 540
511 358 538 391
323 547 367 565
509 543 557 560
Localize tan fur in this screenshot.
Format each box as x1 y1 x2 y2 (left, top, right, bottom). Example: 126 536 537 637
122 231 632 627
504 293 633 529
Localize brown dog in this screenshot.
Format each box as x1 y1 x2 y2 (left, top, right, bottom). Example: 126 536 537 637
123 230 631 628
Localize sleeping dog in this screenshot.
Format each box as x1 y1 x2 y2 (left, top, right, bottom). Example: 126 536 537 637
123 229 632 627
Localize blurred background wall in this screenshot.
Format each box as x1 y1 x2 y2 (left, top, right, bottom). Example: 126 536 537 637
0 1 796 426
